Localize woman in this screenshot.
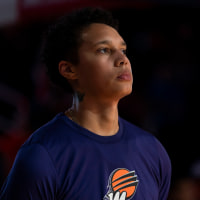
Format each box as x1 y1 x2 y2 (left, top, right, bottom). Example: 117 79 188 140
0 7 171 200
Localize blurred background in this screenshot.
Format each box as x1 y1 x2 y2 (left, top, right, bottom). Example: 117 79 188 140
0 0 200 199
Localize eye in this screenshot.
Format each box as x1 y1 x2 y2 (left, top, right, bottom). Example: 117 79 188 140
97 47 111 54
121 49 127 55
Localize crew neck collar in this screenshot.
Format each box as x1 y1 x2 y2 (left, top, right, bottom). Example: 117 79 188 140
58 112 124 144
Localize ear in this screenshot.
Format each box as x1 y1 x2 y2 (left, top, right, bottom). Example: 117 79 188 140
58 60 78 80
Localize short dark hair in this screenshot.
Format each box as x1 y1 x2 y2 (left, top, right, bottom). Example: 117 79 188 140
42 7 119 93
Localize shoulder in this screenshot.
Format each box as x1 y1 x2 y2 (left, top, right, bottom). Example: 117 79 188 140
18 113 76 170
13 143 57 177
0 143 58 199
120 117 171 166
24 112 73 147
120 117 156 142
120 117 171 194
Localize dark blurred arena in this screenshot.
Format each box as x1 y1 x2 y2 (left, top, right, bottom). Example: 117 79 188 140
0 0 200 199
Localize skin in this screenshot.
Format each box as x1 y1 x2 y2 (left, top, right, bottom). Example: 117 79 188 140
59 23 133 136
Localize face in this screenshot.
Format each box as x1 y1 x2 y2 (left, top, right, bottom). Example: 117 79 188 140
74 23 133 103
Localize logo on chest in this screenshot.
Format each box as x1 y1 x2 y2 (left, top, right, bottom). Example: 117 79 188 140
104 168 139 200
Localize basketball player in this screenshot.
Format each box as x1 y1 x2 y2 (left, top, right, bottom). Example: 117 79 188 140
0 7 171 200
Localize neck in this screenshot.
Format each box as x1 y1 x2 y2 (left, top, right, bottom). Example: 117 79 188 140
66 93 119 136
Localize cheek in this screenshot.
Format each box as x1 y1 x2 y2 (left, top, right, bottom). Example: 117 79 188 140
82 68 109 86
77 53 114 86
79 58 110 78
79 67 113 93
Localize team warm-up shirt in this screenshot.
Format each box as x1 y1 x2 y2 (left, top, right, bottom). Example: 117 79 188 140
0 112 171 200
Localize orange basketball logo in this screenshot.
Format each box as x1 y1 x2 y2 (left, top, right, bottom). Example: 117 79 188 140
105 168 139 200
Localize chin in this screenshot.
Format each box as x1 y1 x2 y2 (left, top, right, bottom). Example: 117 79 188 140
118 87 132 99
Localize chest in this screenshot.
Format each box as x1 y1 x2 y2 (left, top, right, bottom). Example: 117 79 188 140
55 142 160 200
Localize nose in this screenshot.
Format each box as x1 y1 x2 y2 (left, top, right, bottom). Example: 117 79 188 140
115 51 129 67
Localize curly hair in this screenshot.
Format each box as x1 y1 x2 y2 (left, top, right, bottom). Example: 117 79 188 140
42 7 119 93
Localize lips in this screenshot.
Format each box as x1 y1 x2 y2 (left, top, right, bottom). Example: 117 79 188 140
117 71 132 81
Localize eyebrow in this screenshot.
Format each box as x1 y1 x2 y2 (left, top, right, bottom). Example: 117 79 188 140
93 40 127 47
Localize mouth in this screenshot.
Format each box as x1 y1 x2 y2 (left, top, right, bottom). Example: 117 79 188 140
117 71 132 81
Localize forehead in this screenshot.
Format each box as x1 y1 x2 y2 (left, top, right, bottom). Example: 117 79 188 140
80 23 125 47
